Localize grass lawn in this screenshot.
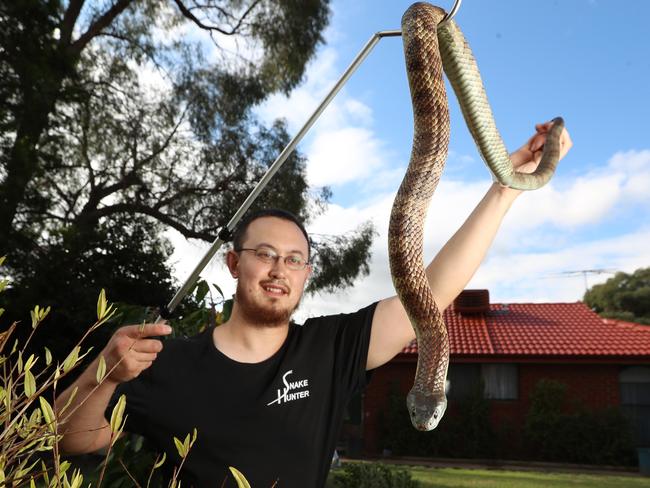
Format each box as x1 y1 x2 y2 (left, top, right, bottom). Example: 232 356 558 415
410 466 650 488
327 464 650 488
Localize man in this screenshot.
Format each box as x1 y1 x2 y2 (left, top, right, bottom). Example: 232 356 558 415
56 121 572 486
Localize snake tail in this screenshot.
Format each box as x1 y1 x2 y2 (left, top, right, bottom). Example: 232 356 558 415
389 2 450 432
437 19 565 190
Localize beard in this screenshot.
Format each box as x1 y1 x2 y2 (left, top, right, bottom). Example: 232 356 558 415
235 281 303 327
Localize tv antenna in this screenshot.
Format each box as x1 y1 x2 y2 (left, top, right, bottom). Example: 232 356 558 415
551 269 617 295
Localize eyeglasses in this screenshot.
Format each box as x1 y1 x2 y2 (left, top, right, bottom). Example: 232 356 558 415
237 247 309 271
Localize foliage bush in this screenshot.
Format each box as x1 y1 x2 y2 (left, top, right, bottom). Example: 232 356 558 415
333 462 420 488
380 381 494 459
523 379 636 465
381 377 635 465
584 267 650 325
0 257 245 487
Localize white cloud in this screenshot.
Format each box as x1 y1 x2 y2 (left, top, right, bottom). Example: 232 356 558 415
608 149 650 203
501 148 650 233
505 173 624 231
306 127 386 186
254 45 393 189
256 48 342 130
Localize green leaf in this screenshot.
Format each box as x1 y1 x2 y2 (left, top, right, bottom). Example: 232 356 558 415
96 355 107 384
195 280 210 302
3 385 10 410
221 299 233 323
39 397 55 432
76 346 93 363
60 386 78 414
45 347 52 366
110 394 126 434
0 308 4 317
0 279 8 293
0 255 5 267
229 467 251 488
69 468 83 488
29 407 42 426
173 436 186 458
185 432 192 453
110 415 127 447
41 461 49 485
24 370 36 397
212 283 225 299
18 351 23 373
30 305 50 328
62 346 80 373
153 452 166 470
17 459 39 480
97 289 107 320
24 353 37 372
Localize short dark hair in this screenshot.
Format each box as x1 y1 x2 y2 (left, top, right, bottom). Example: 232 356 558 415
232 208 311 260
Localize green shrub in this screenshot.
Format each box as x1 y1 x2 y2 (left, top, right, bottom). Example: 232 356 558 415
334 462 420 488
380 381 494 459
0 257 201 487
523 379 567 460
524 379 636 465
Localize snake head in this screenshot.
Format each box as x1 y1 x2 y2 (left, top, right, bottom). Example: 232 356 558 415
406 390 448 431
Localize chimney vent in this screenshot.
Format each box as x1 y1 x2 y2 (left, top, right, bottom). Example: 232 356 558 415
454 289 490 315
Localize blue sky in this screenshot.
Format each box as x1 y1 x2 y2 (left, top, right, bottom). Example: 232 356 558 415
171 0 650 320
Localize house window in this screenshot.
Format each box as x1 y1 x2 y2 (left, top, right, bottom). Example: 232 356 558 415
619 366 650 446
447 364 481 399
481 364 518 400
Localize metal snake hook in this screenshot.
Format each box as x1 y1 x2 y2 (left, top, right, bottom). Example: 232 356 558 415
439 0 462 25
155 30 403 323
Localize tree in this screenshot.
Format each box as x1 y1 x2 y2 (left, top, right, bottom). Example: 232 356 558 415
583 267 650 325
0 1 375 355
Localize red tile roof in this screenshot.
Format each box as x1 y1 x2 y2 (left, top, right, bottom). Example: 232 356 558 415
401 302 650 359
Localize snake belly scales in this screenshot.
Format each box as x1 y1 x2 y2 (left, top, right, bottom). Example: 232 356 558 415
389 2 564 431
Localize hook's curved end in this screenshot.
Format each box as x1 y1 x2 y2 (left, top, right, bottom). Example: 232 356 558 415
439 0 462 26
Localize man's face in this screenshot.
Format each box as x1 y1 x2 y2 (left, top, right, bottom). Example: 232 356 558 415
230 216 311 327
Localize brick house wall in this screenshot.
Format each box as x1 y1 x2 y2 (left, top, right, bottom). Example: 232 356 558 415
363 358 413 455
362 358 624 455
351 292 650 456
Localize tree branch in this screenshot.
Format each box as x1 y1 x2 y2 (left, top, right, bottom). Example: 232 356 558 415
132 105 188 172
97 31 175 84
172 0 232 35
187 3 235 21
228 0 263 36
69 0 133 55
84 203 216 241
172 0 262 36
60 0 86 45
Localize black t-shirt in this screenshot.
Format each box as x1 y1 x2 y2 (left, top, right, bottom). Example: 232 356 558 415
105 302 377 487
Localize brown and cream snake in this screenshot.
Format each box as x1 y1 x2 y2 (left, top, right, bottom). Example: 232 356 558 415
389 2 564 431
